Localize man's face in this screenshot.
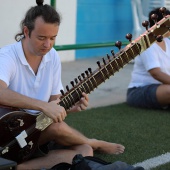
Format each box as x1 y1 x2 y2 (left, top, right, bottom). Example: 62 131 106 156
24 16 59 57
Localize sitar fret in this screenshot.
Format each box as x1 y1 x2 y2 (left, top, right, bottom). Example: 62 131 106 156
133 43 141 56
81 81 92 93
107 61 115 75
64 94 73 108
89 74 98 89
103 65 112 79
110 58 120 71
120 51 130 63
87 77 96 91
115 56 124 68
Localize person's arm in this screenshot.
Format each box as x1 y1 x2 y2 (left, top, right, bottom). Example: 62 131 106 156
49 92 89 113
0 80 66 122
149 67 170 84
67 92 89 113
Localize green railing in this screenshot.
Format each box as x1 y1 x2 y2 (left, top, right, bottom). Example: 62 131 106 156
50 1 129 51
54 41 129 51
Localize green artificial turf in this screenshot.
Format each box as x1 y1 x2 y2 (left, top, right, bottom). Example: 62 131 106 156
65 103 170 169
152 163 170 170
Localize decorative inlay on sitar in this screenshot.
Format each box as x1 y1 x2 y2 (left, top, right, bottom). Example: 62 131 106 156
0 7 170 163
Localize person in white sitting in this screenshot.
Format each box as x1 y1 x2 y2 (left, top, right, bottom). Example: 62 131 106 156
127 7 170 109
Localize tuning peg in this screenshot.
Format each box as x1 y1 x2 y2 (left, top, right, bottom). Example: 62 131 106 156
111 50 115 57
74 78 78 84
70 81 74 87
150 33 163 42
78 75 82 81
115 41 122 50
85 70 89 77
60 89 65 95
126 33 132 42
156 35 163 42
81 73 85 78
97 61 101 69
88 68 92 74
66 85 69 92
151 14 158 25
142 20 149 31
107 54 111 61
159 7 167 17
102 58 106 65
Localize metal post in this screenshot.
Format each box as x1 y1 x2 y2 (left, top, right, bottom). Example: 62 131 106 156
50 0 56 9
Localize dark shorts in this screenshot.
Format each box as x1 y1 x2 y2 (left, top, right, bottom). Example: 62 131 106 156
126 84 164 109
30 143 51 159
31 141 65 159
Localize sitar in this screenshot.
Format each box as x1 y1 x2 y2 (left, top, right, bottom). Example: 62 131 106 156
1 8 170 163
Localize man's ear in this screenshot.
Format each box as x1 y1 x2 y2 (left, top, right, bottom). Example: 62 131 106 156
23 26 29 38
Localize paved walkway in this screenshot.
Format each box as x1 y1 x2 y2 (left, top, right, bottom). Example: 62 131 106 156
61 57 133 109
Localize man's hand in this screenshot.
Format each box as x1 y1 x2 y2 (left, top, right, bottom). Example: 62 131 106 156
43 98 67 123
68 92 89 113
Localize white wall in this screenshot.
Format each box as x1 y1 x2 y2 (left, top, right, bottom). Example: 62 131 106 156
0 0 50 46
0 0 77 62
56 0 77 62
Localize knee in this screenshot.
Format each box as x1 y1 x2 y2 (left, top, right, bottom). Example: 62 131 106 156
50 121 68 136
82 144 93 156
17 164 27 170
74 144 93 157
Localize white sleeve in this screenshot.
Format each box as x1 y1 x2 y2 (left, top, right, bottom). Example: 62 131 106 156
140 45 160 71
51 49 64 95
0 50 16 86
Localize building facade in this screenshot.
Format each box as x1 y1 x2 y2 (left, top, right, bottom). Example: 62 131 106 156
0 0 133 62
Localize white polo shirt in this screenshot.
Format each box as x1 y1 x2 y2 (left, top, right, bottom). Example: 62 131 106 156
0 41 63 112
128 38 170 88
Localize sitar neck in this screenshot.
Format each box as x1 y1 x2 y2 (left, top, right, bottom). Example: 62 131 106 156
59 15 170 110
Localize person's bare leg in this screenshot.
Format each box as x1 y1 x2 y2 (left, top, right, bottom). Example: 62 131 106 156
40 122 125 155
87 139 124 154
156 84 170 106
17 144 93 170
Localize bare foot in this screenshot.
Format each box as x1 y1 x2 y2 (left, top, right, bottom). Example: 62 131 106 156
89 139 125 155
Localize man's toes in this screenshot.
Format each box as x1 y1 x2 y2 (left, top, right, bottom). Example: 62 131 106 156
116 144 125 154
119 145 125 150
